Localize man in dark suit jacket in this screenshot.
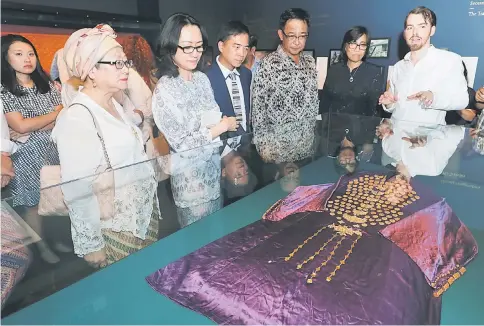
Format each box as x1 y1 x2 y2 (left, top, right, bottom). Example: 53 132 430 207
205 21 252 137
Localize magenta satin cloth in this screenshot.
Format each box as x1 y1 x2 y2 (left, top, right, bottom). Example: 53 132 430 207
380 198 478 290
146 171 477 324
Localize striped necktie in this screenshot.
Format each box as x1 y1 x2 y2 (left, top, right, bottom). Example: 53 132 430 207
229 72 243 128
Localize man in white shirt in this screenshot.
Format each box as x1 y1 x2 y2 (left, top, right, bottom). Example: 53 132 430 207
379 6 468 126
205 21 252 137
1 103 17 188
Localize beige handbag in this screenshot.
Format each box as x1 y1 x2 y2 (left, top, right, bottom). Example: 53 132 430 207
38 103 115 219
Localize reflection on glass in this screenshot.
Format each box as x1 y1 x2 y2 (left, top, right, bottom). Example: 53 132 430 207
254 119 317 164
3 115 484 322
275 162 301 193
220 140 257 204
379 119 465 179
161 145 222 227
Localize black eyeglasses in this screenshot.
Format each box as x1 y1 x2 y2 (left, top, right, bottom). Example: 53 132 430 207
177 45 206 54
98 59 134 69
281 30 309 42
347 42 368 50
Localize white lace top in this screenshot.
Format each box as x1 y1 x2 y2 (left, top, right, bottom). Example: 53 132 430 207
52 92 159 257
152 72 221 209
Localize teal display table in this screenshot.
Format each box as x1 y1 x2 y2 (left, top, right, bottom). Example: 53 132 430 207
3 158 483 325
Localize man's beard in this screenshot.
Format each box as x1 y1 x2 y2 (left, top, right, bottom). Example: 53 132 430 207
407 37 425 51
409 43 424 51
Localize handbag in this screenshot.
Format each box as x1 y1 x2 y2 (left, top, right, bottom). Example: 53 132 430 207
150 124 170 156
38 103 115 219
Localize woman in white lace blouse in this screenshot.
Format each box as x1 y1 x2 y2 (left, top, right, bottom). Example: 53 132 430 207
52 25 160 268
152 13 237 227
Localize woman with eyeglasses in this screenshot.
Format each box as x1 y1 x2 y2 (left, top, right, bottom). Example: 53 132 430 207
319 27 385 162
51 24 160 268
320 26 384 117
152 13 236 227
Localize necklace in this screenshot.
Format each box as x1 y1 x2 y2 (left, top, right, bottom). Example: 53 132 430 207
348 63 362 83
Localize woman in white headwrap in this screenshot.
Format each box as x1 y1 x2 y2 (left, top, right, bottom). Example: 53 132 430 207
51 24 160 268
56 27 153 140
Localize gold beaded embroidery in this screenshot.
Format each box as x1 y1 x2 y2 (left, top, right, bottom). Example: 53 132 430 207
432 266 467 297
282 174 419 285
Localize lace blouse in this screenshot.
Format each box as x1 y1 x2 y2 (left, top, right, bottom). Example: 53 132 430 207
52 92 159 257
152 72 221 209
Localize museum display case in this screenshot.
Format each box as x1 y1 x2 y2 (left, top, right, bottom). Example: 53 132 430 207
1 115 483 324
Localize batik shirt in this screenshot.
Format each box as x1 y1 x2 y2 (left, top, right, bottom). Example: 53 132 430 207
251 45 319 163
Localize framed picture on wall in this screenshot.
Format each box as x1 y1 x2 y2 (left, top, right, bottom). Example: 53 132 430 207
303 49 315 58
328 49 342 67
368 38 391 58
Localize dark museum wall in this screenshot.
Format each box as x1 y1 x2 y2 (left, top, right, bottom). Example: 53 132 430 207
5 0 139 15
5 0 483 86
158 0 236 47
234 0 484 88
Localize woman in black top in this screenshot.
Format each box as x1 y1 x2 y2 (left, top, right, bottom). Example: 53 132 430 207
320 26 384 117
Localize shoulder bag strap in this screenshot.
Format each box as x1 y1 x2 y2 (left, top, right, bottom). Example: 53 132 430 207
69 103 112 169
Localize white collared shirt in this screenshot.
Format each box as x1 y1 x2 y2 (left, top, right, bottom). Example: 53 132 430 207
221 136 242 158
385 45 468 125
216 56 247 131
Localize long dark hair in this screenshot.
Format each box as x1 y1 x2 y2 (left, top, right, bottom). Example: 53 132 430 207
155 13 208 79
1 34 52 96
340 26 370 63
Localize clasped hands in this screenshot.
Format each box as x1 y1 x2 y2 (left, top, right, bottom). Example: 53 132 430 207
221 115 238 132
378 90 434 108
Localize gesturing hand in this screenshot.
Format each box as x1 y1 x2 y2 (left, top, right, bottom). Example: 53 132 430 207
408 91 433 108
402 136 427 148
476 86 484 103
375 119 394 140
378 90 398 106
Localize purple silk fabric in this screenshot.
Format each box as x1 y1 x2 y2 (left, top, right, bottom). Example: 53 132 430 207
263 184 333 221
147 212 441 324
146 172 462 324
380 198 478 290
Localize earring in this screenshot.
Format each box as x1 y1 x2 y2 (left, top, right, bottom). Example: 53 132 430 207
92 80 97 88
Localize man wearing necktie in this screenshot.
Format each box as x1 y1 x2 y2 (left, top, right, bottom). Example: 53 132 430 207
205 21 252 138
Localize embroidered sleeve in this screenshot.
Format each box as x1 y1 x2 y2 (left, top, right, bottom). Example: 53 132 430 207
263 184 334 221
152 78 212 153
